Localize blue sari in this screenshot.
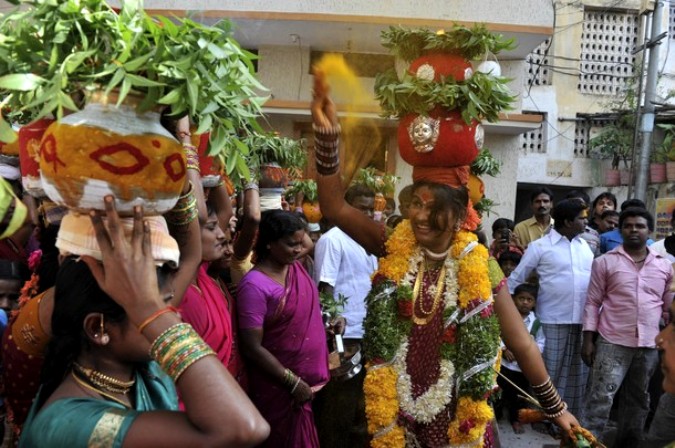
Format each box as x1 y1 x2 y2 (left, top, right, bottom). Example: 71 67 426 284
19 362 177 448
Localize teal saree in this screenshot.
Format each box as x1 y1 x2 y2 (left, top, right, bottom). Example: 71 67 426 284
19 362 177 448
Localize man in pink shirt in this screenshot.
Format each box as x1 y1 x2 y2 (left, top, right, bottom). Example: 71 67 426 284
581 207 674 446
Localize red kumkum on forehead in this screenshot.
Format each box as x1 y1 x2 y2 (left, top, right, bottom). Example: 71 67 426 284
417 190 434 204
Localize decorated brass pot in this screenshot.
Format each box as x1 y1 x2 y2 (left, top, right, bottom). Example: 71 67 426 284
398 108 483 168
39 92 185 215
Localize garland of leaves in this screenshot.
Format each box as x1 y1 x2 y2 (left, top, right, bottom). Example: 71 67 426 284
374 69 515 124
363 221 501 447
381 25 516 62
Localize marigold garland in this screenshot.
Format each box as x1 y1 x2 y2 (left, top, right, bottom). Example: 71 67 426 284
363 220 501 446
447 397 494 445
364 365 399 434
371 426 406 448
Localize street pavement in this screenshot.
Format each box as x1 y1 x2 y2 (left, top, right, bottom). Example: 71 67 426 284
497 417 560 448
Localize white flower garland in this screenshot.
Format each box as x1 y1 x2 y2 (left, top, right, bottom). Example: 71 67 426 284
395 341 456 424
392 246 461 424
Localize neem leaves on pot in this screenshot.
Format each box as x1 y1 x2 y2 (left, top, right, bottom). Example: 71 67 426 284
0 0 268 182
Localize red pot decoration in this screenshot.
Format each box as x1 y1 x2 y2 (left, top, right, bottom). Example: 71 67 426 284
191 131 223 187
398 108 483 168
19 118 54 197
408 52 473 82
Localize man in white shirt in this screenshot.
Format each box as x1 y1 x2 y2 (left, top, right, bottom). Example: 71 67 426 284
312 183 378 448
508 198 594 417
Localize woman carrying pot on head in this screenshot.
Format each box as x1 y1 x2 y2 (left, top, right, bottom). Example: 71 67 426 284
310 71 578 447
237 209 329 448
19 199 269 447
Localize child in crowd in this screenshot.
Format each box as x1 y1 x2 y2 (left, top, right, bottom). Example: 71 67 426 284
498 250 522 278
497 283 545 433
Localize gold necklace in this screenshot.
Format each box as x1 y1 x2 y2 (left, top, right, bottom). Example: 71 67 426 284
71 371 131 409
73 363 135 395
412 259 447 326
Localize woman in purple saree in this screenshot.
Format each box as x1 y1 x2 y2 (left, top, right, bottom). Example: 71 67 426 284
238 210 329 448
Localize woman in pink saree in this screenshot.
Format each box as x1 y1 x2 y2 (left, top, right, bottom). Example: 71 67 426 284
178 204 246 383
238 209 329 448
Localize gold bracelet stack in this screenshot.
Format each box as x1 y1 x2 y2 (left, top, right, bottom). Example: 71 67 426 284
165 181 198 227
313 123 341 176
150 323 216 383
283 368 302 394
531 377 567 419
182 142 200 173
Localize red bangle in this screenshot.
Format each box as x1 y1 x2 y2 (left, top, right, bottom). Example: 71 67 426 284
138 306 179 333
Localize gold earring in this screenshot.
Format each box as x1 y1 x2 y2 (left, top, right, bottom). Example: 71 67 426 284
99 314 110 345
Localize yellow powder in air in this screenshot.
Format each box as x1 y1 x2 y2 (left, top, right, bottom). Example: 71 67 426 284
312 54 383 184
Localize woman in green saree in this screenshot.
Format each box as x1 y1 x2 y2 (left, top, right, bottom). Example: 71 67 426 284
19 198 270 447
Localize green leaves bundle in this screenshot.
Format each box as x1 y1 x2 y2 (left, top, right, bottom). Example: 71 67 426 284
0 0 268 181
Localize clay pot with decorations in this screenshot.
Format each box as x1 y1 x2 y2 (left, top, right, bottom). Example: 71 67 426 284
398 108 483 168
39 91 185 216
19 118 54 198
259 163 289 189
190 131 224 188
302 200 322 224
289 179 322 223
408 52 473 83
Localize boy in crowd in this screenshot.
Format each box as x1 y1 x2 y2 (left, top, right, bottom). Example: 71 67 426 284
497 283 545 433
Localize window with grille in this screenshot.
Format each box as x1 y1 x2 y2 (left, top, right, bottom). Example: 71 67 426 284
521 112 546 154
526 39 552 86
575 116 620 158
578 9 638 95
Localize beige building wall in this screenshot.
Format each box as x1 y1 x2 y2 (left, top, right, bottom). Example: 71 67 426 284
519 0 675 194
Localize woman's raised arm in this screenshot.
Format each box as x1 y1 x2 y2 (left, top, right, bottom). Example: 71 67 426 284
311 70 384 256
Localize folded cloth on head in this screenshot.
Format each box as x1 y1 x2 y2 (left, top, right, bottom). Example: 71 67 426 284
56 211 180 268
307 222 320 232
0 163 20 180
259 187 284 212
412 165 470 188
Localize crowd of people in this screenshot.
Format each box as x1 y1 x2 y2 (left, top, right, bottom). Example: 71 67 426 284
0 81 670 448
495 186 675 448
